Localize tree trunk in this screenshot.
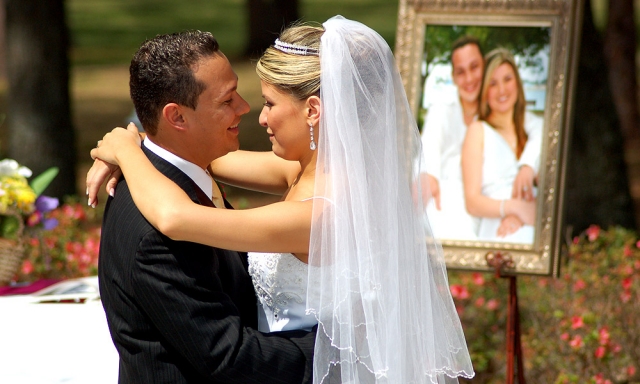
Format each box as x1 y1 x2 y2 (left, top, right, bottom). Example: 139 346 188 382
245 0 299 58
563 0 636 233
5 0 76 198
604 0 639 140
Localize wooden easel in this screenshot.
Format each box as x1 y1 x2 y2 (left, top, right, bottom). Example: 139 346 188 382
485 251 527 384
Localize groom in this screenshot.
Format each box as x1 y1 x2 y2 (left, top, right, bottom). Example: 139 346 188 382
96 31 315 383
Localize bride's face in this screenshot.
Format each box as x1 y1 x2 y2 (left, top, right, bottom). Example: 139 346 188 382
259 81 309 160
486 63 518 115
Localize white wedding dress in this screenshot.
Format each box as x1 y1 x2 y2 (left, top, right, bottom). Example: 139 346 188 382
477 122 535 243
247 252 317 332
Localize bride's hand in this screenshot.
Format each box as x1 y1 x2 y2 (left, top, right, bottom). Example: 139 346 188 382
87 123 141 207
86 158 122 208
90 122 141 164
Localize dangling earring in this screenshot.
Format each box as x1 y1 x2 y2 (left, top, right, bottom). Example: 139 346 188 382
309 122 317 150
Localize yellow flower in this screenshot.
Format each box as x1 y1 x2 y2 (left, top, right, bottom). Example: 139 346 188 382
0 173 36 215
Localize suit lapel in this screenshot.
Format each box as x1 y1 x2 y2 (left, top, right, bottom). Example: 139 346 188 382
142 146 215 208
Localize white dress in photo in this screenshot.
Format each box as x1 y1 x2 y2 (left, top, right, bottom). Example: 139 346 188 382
477 122 535 243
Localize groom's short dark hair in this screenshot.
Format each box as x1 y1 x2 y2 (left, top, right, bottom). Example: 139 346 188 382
450 35 483 62
129 31 220 135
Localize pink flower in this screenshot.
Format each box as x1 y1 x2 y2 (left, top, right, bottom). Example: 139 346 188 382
612 343 622 353
486 299 499 311
594 346 606 359
598 327 610 345
44 237 57 249
636 240 640 248
560 332 570 341
475 297 485 307
571 316 584 329
26 212 42 227
573 236 580 244
622 265 635 276
593 374 613 384
450 284 462 298
21 260 33 275
586 225 601 241
635 260 640 270
624 244 633 257
472 273 485 286
621 291 632 303
627 366 636 377
573 279 586 292
450 284 469 299
569 335 583 349
622 277 633 290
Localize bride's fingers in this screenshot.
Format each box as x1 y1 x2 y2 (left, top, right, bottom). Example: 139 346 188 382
106 169 122 197
86 159 109 207
126 122 143 145
86 158 119 208
90 147 99 160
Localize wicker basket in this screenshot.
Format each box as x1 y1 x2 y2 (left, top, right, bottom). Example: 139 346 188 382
0 209 25 286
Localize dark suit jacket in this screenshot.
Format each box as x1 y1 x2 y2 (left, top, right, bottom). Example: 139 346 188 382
99 147 315 383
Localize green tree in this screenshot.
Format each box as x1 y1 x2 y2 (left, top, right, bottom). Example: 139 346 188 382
422 25 550 77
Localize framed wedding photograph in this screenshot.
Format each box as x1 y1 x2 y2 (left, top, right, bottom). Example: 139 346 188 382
395 0 583 276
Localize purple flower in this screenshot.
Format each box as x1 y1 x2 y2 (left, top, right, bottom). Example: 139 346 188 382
42 218 59 231
35 195 59 213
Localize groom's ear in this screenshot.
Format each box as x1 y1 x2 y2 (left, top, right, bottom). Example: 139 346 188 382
306 96 321 127
162 103 188 132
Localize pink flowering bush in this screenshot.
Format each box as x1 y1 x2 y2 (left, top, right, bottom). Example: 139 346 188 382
16 199 101 281
449 271 509 383
453 225 639 383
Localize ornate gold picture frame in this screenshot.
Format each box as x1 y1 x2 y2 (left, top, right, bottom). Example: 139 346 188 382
395 0 583 276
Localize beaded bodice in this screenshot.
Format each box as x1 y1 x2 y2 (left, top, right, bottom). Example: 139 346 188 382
247 252 317 332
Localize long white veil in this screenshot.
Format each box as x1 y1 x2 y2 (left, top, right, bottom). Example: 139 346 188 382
306 16 475 383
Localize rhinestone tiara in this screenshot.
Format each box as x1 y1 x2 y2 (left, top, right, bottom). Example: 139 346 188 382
273 38 319 56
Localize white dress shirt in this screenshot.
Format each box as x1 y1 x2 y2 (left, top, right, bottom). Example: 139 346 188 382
143 138 213 201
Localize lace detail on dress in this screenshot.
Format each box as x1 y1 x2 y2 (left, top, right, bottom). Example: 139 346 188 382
248 252 306 317
248 252 316 332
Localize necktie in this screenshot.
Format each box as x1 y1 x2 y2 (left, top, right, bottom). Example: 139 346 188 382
211 179 226 209
206 165 226 209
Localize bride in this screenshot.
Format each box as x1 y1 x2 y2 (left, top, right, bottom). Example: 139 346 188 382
461 48 538 243
89 16 474 383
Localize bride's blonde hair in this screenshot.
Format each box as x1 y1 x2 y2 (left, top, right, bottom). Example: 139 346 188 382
478 48 528 158
256 23 324 100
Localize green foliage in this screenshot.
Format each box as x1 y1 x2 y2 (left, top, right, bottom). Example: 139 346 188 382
423 25 550 72
0 215 20 239
453 225 640 383
67 0 400 65
29 167 59 196
301 0 399 48
68 0 248 64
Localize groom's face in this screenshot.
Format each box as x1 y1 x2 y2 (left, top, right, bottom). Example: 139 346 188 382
182 53 250 166
451 44 484 105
